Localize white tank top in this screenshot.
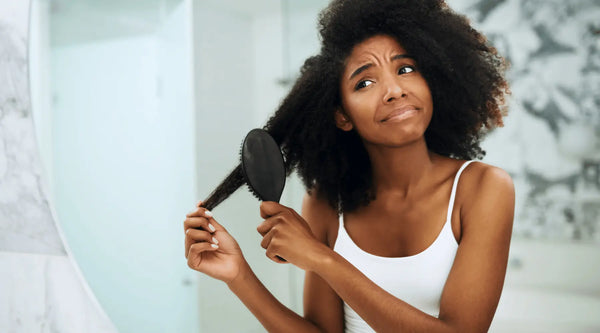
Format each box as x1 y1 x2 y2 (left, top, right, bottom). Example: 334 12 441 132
332 160 475 333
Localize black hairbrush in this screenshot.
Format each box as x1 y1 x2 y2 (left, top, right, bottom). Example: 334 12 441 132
199 130 285 212
241 128 286 203
241 128 287 261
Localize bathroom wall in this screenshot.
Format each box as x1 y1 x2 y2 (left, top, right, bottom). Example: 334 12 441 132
0 0 116 331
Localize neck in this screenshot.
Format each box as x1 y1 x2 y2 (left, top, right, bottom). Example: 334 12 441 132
363 137 435 200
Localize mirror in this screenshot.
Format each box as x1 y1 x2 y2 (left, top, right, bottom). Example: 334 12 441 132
29 0 330 331
28 0 600 332
29 1 200 332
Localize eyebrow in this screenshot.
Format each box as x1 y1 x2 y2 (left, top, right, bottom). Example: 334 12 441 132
348 54 414 80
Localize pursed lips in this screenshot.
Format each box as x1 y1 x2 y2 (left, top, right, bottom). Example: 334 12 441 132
380 105 420 122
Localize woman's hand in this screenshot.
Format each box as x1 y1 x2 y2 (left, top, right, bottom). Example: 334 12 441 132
257 201 327 271
184 201 247 284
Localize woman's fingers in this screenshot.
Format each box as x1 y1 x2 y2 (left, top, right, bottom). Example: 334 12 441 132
260 228 288 263
185 229 218 258
259 201 288 219
265 243 287 263
185 207 229 232
256 216 279 236
187 207 213 218
205 215 227 232
187 242 219 268
257 206 294 236
186 228 216 243
184 216 216 234
256 204 315 265
260 227 276 249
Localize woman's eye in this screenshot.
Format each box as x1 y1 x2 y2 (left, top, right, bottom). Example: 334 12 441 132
398 65 415 75
355 80 374 90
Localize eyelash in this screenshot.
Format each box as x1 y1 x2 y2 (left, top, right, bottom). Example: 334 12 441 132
398 65 416 75
354 65 417 91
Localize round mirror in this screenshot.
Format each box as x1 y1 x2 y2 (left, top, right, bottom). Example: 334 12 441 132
29 0 330 331
29 0 200 332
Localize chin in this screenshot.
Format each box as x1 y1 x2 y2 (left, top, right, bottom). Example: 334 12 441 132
372 132 425 148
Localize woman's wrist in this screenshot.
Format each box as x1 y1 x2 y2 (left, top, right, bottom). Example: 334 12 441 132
304 240 337 273
226 259 254 291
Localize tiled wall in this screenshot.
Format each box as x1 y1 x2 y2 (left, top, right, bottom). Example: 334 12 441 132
0 0 116 331
453 0 600 242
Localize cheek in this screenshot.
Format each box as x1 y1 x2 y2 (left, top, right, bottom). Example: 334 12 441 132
413 77 432 101
342 95 375 123
420 80 434 108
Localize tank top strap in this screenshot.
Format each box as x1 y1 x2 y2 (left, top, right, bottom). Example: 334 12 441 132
446 160 476 223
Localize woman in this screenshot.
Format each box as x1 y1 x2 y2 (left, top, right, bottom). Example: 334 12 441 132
184 0 514 332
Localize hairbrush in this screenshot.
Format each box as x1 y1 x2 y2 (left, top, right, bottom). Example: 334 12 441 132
240 128 287 261
240 128 286 203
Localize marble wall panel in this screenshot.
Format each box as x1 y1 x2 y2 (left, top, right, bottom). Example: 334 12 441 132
0 0 116 332
0 0 63 255
458 0 600 242
0 252 115 333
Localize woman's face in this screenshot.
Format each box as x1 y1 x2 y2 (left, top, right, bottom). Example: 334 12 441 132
337 35 433 148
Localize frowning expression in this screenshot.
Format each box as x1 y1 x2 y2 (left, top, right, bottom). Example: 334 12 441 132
337 35 433 148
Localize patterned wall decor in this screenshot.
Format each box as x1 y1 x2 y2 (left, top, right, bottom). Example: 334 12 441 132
459 0 600 242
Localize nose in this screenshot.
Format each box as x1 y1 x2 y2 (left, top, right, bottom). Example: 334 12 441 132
382 76 407 103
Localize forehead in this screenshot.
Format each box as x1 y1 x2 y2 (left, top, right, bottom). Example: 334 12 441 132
344 35 408 67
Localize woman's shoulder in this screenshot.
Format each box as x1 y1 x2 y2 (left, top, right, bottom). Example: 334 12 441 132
433 155 513 189
301 189 339 248
459 160 514 192
454 159 515 222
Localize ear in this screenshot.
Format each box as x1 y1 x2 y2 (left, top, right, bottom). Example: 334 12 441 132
334 109 354 131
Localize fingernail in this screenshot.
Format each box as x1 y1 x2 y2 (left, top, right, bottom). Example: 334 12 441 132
204 210 213 218
186 229 190 234
212 237 219 244
208 223 216 232
211 244 219 249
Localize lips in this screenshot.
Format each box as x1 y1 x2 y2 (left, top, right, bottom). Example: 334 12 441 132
380 105 419 122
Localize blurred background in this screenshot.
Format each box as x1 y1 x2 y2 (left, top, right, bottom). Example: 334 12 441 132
0 0 598 332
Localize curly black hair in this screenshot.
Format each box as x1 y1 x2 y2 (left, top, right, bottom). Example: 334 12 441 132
202 0 509 213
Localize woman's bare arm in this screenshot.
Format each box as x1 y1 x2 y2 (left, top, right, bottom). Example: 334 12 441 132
227 262 322 333
223 192 345 333
302 193 345 333
302 164 515 332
